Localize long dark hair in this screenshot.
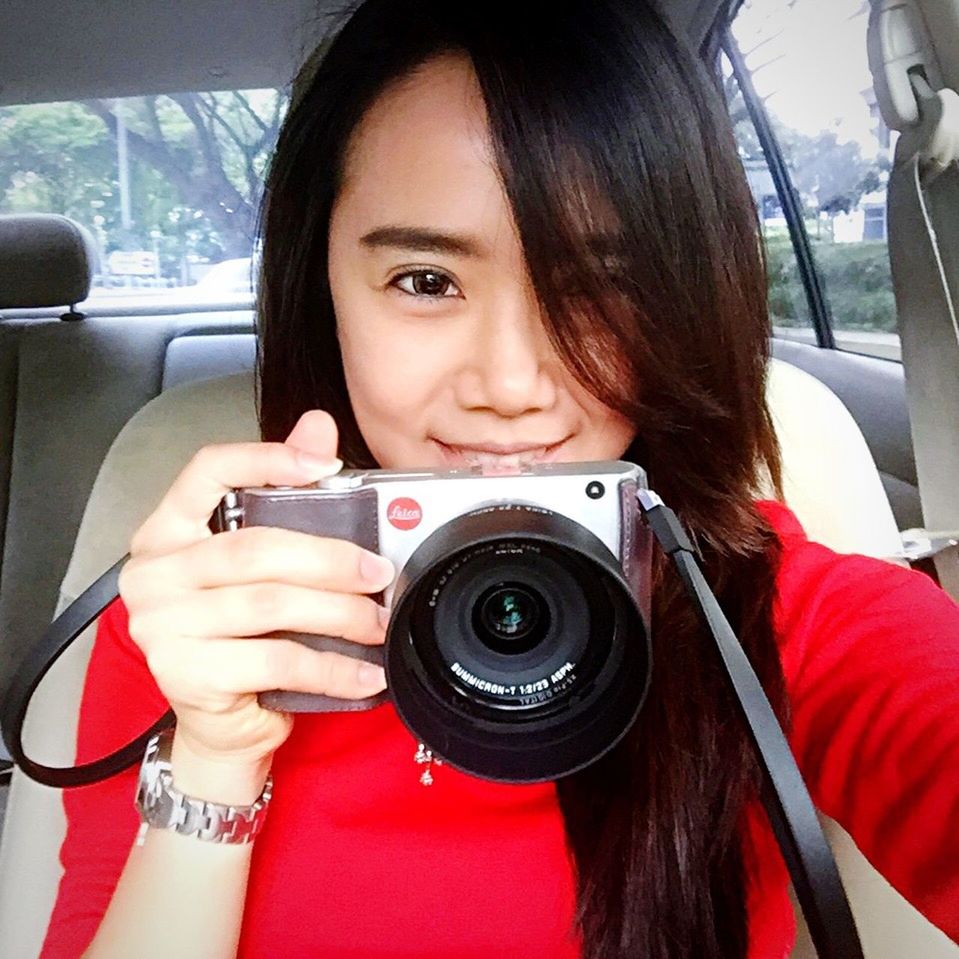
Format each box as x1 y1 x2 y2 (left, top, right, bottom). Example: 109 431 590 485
257 2 788 956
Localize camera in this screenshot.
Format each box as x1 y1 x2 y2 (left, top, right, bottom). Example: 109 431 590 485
214 460 653 783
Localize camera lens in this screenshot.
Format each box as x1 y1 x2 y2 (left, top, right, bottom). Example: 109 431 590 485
474 583 549 654
385 504 651 783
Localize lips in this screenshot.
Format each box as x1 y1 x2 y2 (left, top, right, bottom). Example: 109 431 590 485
432 437 570 469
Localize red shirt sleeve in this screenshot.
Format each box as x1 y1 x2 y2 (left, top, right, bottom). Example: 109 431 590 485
761 501 959 941
40 597 170 959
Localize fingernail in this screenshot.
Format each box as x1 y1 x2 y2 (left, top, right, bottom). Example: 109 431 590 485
296 452 342 476
377 604 392 629
360 551 395 587
357 662 387 690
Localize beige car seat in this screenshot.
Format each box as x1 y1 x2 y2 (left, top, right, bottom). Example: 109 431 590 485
0 362 956 958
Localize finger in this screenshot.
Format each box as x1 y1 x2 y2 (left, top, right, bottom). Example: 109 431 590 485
137 583 389 646
132 441 343 555
283 409 339 462
133 526 395 594
149 637 388 706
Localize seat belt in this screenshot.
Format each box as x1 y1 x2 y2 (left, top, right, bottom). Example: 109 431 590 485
871 1 959 600
886 77 959 600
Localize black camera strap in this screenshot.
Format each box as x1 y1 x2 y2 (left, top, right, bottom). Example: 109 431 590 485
1 494 862 958
0 556 175 787
637 490 863 959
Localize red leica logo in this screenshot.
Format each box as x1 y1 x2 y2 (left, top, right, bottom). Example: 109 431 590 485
387 497 422 530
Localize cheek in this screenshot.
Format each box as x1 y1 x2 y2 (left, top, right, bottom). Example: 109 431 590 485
566 377 636 457
587 411 636 459
335 295 451 457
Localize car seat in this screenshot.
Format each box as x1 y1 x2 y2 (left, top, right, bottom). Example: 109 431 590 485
1 364 956 958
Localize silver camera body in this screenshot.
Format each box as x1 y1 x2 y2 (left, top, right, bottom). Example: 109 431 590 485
216 459 654 782
220 459 652 605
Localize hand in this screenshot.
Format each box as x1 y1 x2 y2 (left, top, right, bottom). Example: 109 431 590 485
118 410 395 768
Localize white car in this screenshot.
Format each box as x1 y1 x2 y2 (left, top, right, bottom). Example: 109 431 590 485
192 257 255 296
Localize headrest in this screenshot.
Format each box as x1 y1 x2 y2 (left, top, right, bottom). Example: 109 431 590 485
0 214 99 309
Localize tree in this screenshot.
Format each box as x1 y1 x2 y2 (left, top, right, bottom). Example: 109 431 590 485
0 102 117 223
82 92 287 258
0 89 288 272
722 0 802 161
722 0 885 237
779 127 882 220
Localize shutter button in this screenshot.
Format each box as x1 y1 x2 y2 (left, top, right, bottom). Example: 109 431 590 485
319 472 365 490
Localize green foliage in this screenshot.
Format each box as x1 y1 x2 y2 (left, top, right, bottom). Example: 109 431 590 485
0 90 288 274
0 102 115 221
765 235 898 332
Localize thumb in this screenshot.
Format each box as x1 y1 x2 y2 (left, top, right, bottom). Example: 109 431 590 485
284 410 341 466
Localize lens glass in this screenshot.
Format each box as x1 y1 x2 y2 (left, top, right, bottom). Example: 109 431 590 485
407 540 604 715
475 583 545 652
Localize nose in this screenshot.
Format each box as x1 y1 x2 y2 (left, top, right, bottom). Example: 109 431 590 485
455 289 558 417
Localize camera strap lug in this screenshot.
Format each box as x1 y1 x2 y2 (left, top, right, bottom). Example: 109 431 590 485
212 489 245 532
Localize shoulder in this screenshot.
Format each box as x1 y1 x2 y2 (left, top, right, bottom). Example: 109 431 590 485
754 499 959 680
755 503 959 940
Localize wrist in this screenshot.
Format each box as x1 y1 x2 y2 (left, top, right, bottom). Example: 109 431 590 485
169 731 273 807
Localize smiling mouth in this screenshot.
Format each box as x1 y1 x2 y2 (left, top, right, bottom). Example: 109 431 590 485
431 437 570 470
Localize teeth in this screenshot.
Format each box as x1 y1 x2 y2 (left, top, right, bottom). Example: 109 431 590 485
456 448 548 468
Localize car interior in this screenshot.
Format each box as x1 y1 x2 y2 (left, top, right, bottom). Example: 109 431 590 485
0 0 957 956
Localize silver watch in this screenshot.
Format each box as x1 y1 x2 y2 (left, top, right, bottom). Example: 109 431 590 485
134 727 273 845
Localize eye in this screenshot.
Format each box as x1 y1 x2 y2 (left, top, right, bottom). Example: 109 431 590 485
391 269 462 299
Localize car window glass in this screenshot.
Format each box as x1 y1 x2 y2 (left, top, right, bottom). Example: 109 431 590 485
722 55 815 336
0 89 288 310
730 0 900 362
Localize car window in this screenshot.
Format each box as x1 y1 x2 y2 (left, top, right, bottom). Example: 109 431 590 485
728 0 900 362
723 58 816 337
0 89 288 311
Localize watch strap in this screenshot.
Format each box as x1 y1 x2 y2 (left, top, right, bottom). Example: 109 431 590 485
135 727 272 845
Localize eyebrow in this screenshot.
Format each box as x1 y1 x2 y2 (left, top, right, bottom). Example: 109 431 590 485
358 226 485 258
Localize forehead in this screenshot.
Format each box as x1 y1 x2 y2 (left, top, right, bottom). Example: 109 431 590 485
334 54 515 251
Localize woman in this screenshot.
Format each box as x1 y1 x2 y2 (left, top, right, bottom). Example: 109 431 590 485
43 1 959 957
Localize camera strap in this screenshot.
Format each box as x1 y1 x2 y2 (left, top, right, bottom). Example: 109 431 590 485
637 490 863 959
1 556 174 787
0 553 377 787
1 493 863 958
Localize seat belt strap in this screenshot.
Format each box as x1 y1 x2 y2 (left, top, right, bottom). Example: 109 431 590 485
886 71 959 600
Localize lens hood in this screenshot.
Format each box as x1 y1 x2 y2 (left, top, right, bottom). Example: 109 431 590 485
385 504 651 783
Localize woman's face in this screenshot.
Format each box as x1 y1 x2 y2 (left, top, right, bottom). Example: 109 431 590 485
328 53 635 471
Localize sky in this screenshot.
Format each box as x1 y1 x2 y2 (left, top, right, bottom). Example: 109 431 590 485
731 0 882 157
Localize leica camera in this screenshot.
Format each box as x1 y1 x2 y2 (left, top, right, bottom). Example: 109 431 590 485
214 460 654 783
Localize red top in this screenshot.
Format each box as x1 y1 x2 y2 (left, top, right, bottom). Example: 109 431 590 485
41 501 959 958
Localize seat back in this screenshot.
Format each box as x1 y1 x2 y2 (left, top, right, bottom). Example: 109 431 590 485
0 216 255 721
0 373 259 958
1 361 955 958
